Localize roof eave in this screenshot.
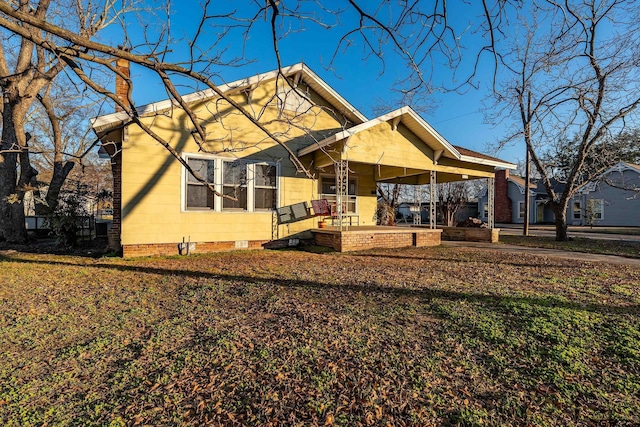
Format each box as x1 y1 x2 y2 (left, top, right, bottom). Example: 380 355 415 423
459 155 517 170
90 62 368 134
298 106 462 159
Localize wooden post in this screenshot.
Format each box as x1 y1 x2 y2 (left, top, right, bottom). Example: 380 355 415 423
429 171 436 229
487 176 495 229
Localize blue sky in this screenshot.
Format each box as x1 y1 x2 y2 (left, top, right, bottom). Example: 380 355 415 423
107 1 523 165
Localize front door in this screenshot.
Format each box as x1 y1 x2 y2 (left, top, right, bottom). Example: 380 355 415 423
537 203 544 223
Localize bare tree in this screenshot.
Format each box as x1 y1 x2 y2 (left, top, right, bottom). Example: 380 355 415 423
437 182 471 226
28 76 105 215
0 0 130 242
489 0 640 240
0 0 515 243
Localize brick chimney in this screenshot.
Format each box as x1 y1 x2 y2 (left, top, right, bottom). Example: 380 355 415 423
115 58 130 112
494 169 512 223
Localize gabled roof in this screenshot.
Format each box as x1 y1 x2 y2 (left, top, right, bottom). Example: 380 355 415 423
298 106 516 170
453 146 516 169
508 175 565 196
90 63 368 134
575 161 640 193
598 161 640 176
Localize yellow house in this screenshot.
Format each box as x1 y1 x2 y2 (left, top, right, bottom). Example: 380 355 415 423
91 63 515 257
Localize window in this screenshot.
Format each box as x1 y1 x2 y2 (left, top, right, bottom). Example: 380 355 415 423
587 199 604 220
518 201 525 219
184 154 278 212
572 200 582 220
254 164 277 210
186 157 215 210
483 203 488 219
277 85 313 114
320 176 357 214
223 161 247 210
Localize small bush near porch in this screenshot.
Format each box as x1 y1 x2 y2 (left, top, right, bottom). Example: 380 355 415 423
1 247 639 426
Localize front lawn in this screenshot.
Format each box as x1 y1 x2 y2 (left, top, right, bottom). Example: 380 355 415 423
1 247 639 426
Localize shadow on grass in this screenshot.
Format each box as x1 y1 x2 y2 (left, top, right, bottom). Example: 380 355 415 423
2 253 638 317
0 238 110 258
344 252 584 269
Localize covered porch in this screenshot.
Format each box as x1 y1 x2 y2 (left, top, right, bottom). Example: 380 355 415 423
298 107 516 252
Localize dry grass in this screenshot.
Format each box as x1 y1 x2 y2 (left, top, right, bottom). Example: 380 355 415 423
1 246 639 426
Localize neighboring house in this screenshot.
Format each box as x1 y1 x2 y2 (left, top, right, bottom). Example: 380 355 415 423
480 163 640 226
91 63 515 257
454 201 479 224
396 202 420 222
570 162 640 226
478 169 564 224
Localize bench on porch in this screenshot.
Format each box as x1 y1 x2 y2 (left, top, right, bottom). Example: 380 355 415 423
310 199 360 226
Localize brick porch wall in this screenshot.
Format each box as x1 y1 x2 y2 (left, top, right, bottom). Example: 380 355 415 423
440 227 500 243
314 229 441 252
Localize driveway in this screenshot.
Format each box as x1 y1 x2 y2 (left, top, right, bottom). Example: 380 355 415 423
442 240 640 267
496 223 640 242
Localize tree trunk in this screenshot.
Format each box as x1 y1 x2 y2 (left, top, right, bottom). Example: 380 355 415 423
552 205 568 241
0 103 28 243
45 160 75 213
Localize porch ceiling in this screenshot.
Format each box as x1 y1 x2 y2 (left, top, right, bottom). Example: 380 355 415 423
376 167 492 184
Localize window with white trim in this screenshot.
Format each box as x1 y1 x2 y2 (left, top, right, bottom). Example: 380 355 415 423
320 176 357 214
186 157 216 210
183 154 278 212
223 161 248 211
572 200 582 220
254 164 277 210
277 85 313 114
587 199 604 220
518 201 525 219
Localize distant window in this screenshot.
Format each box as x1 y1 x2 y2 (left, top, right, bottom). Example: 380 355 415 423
518 201 525 219
587 199 604 220
186 157 216 210
483 203 488 219
572 200 582 220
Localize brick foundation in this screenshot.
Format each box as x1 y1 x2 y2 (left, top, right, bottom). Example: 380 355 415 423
122 239 270 258
313 227 442 252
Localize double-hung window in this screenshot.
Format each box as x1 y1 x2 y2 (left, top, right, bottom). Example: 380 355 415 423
223 161 248 210
254 164 277 210
587 199 604 220
184 154 278 212
320 176 357 214
572 200 582 220
186 157 216 210
518 201 525 219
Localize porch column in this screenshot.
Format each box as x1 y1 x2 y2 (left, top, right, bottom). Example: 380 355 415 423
335 160 348 231
429 170 436 229
487 176 495 229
